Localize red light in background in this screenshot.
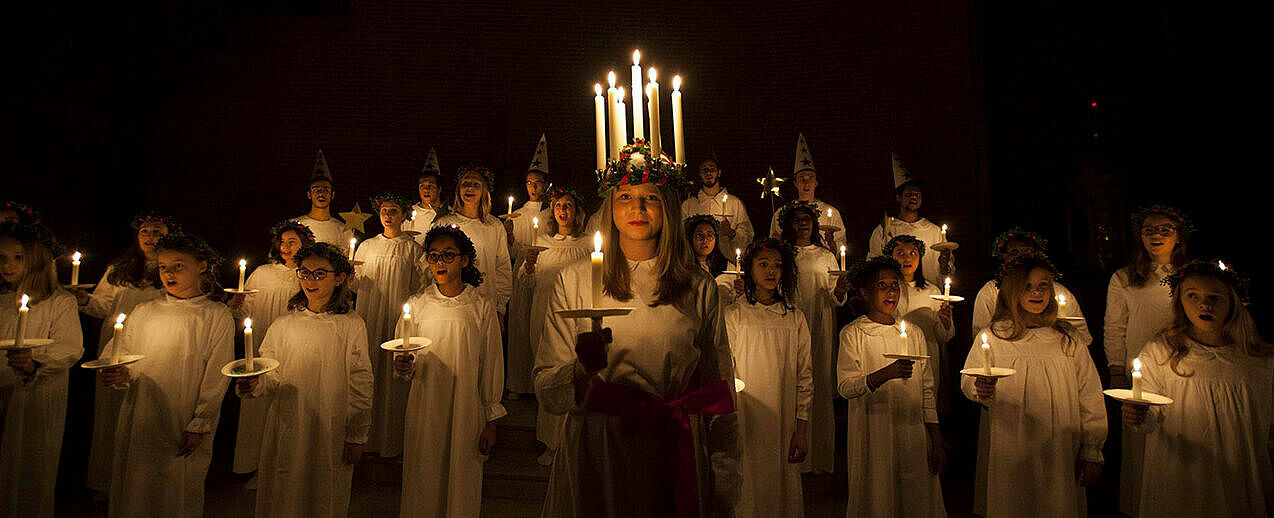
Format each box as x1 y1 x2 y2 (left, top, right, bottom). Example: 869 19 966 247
1091 101 1098 108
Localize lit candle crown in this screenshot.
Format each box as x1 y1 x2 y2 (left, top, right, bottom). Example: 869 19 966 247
633 49 640 65
648 67 657 82
607 71 616 88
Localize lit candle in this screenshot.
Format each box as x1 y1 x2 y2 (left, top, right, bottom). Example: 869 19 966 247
899 320 908 338
615 87 628 149
237 259 247 291
827 208 832 220
508 195 515 215
647 68 662 157
1057 293 1067 307
607 72 619 155
110 312 126 364
940 224 948 243
944 276 952 299
631 50 644 139
981 333 992 375
532 216 539 230
1218 260 1227 271
348 238 357 260
672 75 684 164
1131 357 1143 399
14 294 29 349
594 84 607 170
401 303 412 350
243 317 255 371
839 245 846 270
735 248 742 270
71 250 82 286
591 232 604 306
411 210 417 221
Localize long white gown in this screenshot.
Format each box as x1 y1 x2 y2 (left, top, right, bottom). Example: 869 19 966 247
232 262 300 474
534 259 741 517
960 323 1106 518
81 265 166 492
973 279 1088 341
401 203 438 245
508 200 549 266
104 294 234 518
242 309 373 518
866 218 952 286
1103 263 1173 516
725 299 812 518
1129 338 1274 517
351 233 424 457
793 243 847 473
505 218 550 395
0 291 83 518
896 280 954 388
768 198 847 251
837 316 945 518
681 188 756 262
433 212 513 312
398 284 506 518
293 214 354 256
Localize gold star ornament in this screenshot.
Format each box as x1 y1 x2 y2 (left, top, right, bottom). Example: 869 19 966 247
756 168 786 200
340 203 373 234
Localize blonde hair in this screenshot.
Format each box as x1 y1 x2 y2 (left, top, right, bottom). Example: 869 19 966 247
548 192 587 238
990 264 1076 353
451 170 493 224
1156 273 1272 377
0 235 59 305
597 183 696 309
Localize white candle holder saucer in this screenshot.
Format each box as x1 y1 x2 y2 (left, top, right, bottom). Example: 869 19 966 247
0 338 54 351
221 357 280 377
82 354 146 370
380 337 432 353
930 241 959 252
959 367 1016 378
1103 388 1173 406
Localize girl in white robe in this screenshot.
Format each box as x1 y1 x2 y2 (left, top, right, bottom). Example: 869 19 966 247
0 223 84 518
99 233 234 518
237 243 373 518
75 214 173 493
973 228 1088 339
351 193 424 457
1122 261 1274 517
534 168 740 517
394 226 505 518
885 236 954 412
229 220 314 477
685 215 736 304
779 201 849 474
961 253 1105 518
837 257 945 517
433 165 513 315
1105 206 1191 515
726 238 812 518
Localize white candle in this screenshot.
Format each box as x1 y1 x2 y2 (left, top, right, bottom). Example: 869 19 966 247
532 216 539 229
899 320 907 338
508 196 515 215
591 231 604 307
110 312 126 364
607 72 619 155
244 317 255 371
616 87 628 149
348 238 357 260
411 210 417 221
1057 293 1067 307
401 303 412 350
647 68 662 157
672 75 684 165
944 277 952 299
981 333 992 375
940 224 948 243
14 294 29 349
735 248 742 270
237 259 247 291
1218 260 1227 271
71 251 81 285
1131 357 1143 399
631 50 644 139
594 84 607 170
839 245 846 270
827 208 832 220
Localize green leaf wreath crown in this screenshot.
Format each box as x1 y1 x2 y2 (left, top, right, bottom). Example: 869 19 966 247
595 138 690 197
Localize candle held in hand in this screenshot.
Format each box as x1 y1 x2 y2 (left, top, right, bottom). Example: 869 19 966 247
349 238 357 260
1057 293 1067 307
71 251 82 285
944 277 952 299
591 232 605 307
237 259 247 291
1131 357 1143 399
110 313 126 364
508 196 515 215
14 294 29 349
899 320 907 338
244 317 255 371
401 303 412 351
981 333 992 375
839 245 846 270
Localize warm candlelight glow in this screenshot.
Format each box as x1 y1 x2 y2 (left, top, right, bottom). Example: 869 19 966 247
594 231 603 253
617 86 625 101
115 313 127 326
595 83 603 96
899 320 908 338
1133 357 1142 374
633 49 640 65
673 75 681 91
20 294 29 310
532 216 539 229
72 251 82 264
1218 260 1227 271
608 71 616 88
1057 293 1067 306
402 303 412 318
244 317 253 332
648 67 657 82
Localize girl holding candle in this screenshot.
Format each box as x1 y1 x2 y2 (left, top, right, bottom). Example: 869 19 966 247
393 226 505 518
349 192 424 458
1122 260 1273 516
235 243 373 518
76 213 176 495
726 238 813 518
534 141 740 517
1104 204 1191 516
837 256 945 517
97 233 233 517
228 219 315 480
972 228 1087 340
884 235 954 412
433 164 513 319
0 222 84 518
960 252 1106 517
778 200 850 474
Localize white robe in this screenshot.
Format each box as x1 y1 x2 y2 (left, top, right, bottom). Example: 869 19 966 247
1103 264 1172 516
0 291 83 518
505 210 554 395
681 188 756 262
866 217 952 286
232 263 299 474
1129 339 1274 517
793 244 847 473
768 198 847 251
973 279 1089 342
837 316 944 518
104 294 234 518
293 214 354 256
401 203 439 245
398 284 506 518
81 265 166 492
508 200 550 266
351 233 423 457
960 324 1106 518
242 309 373 518
534 259 741 517
433 213 513 312
896 280 954 389
725 300 812 518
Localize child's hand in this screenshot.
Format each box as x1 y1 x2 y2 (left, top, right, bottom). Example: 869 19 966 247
822 229 836 248
575 328 612 374
938 250 953 275
100 366 131 387
6 349 36 375
880 359 915 381
1076 459 1102 486
732 277 745 296
938 303 953 329
787 424 808 464
177 432 206 457
236 375 259 395
1122 402 1149 426
227 293 246 311
973 375 998 399
72 288 90 306
393 353 416 378
478 422 497 455
503 219 515 246
720 218 736 239
343 442 365 465
833 272 852 297
524 248 542 269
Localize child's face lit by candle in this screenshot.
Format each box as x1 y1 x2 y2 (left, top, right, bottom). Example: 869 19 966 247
379 202 407 230
1139 214 1179 259
1017 267 1055 315
525 172 548 202
426 235 470 287
297 256 345 307
860 268 902 319
457 173 487 209
0 237 25 284
1180 276 1231 333
552 196 578 233
889 242 921 279
136 221 170 257
156 250 206 298
277 230 304 266
417 176 440 205
749 248 783 293
793 170 818 198
690 222 717 261
611 183 665 243
896 184 923 211
307 180 334 208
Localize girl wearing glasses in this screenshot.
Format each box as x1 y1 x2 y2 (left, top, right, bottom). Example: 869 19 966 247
98 233 233 518
433 164 513 321
350 193 424 458
393 226 504 518
235 243 373 518
1104 204 1192 516
228 220 315 483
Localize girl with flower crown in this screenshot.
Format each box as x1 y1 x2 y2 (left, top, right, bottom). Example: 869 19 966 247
0 222 83 518
1122 261 1274 516
534 141 739 517
961 253 1105 517
726 238 812 518
98 233 233 517
1105 204 1192 515
972 228 1087 340
433 164 513 319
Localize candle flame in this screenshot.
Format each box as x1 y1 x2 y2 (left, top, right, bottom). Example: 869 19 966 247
648 67 657 82
402 303 411 317
72 251 82 263
532 216 539 228
508 195 514 204
1218 260 1227 271
244 317 252 331
594 83 603 96
981 332 989 347
945 277 952 287
735 248 742 259
722 193 728 203
411 210 417 221
594 231 603 253
840 245 846 253
1132 357 1142 374
827 208 832 218
1057 293 1067 306
941 224 948 232
239 258 246 268
899 320 907 336
19 294 28 309
115 313 127 325
633 49 640 65
673 75 681 91
617 86 625 102
607 71 616 88
349 237 356 248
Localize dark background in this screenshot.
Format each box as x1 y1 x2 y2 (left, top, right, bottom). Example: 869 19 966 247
4 0 1270 514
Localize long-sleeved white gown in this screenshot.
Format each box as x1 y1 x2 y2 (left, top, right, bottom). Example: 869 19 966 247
432 213 513 312
232 262 300 474
793 243 847 473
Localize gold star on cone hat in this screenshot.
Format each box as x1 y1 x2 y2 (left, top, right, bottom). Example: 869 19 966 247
528 134 549 175
793 133 815 175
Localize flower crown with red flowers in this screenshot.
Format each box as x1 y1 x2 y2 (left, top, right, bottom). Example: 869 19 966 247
1130 204 1195 237
1163 259 1250 303
994 250 1061 288
0 221 62 256
775 200 821 230
883 234 927 258
369 192 414 214
456 163 496 189
130 213 182 234
595 139 690 197
743 237 795 261
269 219 316 244
992 227 1048 259
1 201 41 225
548 185 584 204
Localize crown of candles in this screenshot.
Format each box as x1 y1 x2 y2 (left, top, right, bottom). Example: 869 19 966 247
592 50 687 173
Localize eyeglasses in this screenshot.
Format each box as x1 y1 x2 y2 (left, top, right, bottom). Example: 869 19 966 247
692 232 716 242
296 267 338 280
426 251 462 264
1140 225 1178 237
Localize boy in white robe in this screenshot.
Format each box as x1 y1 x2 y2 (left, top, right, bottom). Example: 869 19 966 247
768 134 846 251
401 148 445 244
504 137 552 397
681 157 755 262
292 150 354 255
865 153 953 286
